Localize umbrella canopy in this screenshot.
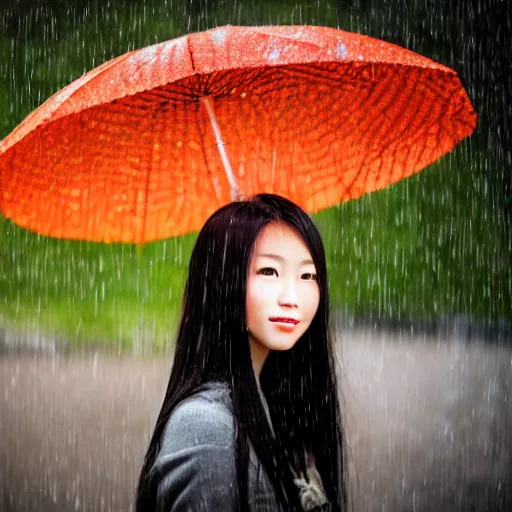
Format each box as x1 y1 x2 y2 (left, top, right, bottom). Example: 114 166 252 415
0 25 476 243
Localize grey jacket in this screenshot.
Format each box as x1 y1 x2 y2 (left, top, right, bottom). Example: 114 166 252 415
150 382 280 511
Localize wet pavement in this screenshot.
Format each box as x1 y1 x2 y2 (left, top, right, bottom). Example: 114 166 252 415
1 324 511 511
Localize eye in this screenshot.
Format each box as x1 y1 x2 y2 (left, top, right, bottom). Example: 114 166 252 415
257 267 278 277
301 272 318 281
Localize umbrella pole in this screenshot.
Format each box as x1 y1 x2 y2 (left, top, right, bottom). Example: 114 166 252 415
201 96 242 201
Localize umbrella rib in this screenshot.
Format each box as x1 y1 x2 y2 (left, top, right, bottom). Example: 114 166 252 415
187 35 241 201
200 96 241 201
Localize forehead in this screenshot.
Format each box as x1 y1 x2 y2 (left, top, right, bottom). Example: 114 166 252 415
253 222 313 260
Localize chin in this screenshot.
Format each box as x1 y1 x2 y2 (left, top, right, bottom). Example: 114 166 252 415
265 335 302 352
267 342 297 352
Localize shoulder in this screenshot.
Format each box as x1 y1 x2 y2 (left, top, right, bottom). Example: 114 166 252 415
160 382 234 452
151 383 238 511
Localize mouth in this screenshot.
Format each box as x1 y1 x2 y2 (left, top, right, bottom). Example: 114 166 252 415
269 317 300 325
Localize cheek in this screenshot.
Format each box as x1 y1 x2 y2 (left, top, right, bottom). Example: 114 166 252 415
245 290 256 324
246 279 268 323
305 285 320 319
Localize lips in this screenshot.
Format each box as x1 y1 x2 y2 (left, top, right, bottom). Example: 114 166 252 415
269 317 300 325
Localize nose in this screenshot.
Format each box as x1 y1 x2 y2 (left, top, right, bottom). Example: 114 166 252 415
278 279 298 308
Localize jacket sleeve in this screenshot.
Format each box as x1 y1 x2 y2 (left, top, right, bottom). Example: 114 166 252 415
150 397 238 512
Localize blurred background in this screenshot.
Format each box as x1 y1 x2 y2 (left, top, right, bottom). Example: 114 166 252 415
0 0 510 511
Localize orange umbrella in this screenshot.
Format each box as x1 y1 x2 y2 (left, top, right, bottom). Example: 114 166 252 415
0 25 476 243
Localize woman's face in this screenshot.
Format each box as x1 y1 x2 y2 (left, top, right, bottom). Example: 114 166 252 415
246 222 320 367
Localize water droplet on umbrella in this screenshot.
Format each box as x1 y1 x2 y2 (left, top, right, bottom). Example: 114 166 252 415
211 27 228 44
337 42 347 59
267 48 281 62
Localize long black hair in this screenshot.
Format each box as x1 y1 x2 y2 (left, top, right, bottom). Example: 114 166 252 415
135 193 347 511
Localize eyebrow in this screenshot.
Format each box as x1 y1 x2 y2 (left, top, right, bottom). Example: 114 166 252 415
256 253 315 266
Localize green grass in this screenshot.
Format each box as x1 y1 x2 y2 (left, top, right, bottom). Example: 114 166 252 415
0 225 196 350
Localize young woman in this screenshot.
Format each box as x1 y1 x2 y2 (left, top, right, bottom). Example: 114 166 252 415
136 194 347 511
